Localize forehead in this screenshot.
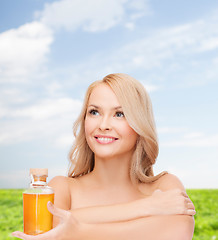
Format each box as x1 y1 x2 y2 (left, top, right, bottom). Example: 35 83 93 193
88 84 120 106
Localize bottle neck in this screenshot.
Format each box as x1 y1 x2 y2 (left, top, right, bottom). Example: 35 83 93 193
30 174 47 186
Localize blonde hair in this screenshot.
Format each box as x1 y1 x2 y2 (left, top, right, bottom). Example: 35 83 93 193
68 73 167 184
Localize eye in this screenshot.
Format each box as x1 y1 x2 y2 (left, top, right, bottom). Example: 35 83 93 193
115 111 124 118
89 109 99 116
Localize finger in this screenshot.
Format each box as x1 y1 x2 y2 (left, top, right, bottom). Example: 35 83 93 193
12 229 55 240
186 209 196 216
11 231 27 240
181 191 189 198
11 231 40 240
187 202 195 210
185 198 195 208
185 198 192 204
47 201 69 219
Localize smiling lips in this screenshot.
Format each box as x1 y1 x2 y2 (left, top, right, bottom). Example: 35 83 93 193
94 135 118 144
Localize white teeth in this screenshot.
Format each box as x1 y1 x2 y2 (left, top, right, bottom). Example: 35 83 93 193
97 137 114 142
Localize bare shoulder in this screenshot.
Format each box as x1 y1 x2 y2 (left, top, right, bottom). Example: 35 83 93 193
48 176 71 210
49 175 68 187
48 176 76 227
49 175 71 194
156 173 186 191
138 173 185 195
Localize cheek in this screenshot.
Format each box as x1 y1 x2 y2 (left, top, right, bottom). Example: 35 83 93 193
119 123 138 142
84 117 96 136
84 119 93 149
84 118 91 137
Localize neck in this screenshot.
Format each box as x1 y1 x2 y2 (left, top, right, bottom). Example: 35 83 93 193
90 154 133 188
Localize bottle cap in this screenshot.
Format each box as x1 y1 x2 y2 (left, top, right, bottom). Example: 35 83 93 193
29 168 48 176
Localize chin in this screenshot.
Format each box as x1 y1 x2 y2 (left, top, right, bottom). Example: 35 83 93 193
94 151 117 159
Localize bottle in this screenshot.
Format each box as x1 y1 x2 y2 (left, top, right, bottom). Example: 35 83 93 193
23 168 54 235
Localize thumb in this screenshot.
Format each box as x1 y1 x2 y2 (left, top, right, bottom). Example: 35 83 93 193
47 201 69 219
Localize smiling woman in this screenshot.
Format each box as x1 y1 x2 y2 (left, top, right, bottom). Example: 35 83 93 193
84 83 138 166
12 73 195 240
68 73 165 183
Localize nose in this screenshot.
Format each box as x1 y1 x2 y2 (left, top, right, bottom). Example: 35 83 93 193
99 115 111 131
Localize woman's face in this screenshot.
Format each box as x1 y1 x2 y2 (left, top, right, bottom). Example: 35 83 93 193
85 83 138 160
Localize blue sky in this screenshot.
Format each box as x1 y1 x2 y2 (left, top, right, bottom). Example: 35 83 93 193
0 0 218 189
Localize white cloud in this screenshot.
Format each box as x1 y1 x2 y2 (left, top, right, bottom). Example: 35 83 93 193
0 170 28 188
45 81 64 97
36 0 150 32
127 0 152 21
183 132 204 139
155 164 218 189
125 22 135 30
1 98 81 120
157 127 187 134
0 98 82 145
54 134 75 149
127 0 150 12
94 15 218 76
37 0 126 32
0 21 53 83
198 37 218 52
59 12 218 90
158 127 218 148
93 13 218 89
0 0 151 85
162 133 218 147
0 88 29 105
48 166 69 180
0 167 68 188
143 83 160 92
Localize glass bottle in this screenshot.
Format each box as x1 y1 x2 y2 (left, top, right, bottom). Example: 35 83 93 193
23 168 54 235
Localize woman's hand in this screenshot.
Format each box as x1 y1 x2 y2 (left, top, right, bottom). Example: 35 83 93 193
145 189 196 216
12 202 83 240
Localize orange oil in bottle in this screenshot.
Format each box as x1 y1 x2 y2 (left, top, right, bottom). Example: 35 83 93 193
23 193 54 235
23 168 54 235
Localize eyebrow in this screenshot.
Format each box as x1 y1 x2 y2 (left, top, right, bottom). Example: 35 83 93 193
88 104 122 110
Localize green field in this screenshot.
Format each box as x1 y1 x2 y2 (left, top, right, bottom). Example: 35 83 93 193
0 189 217 240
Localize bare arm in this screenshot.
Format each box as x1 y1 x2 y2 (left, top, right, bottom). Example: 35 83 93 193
70 188 195 224
82 215 194 240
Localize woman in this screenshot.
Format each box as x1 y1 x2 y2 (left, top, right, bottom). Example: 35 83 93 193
13 73 195 240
